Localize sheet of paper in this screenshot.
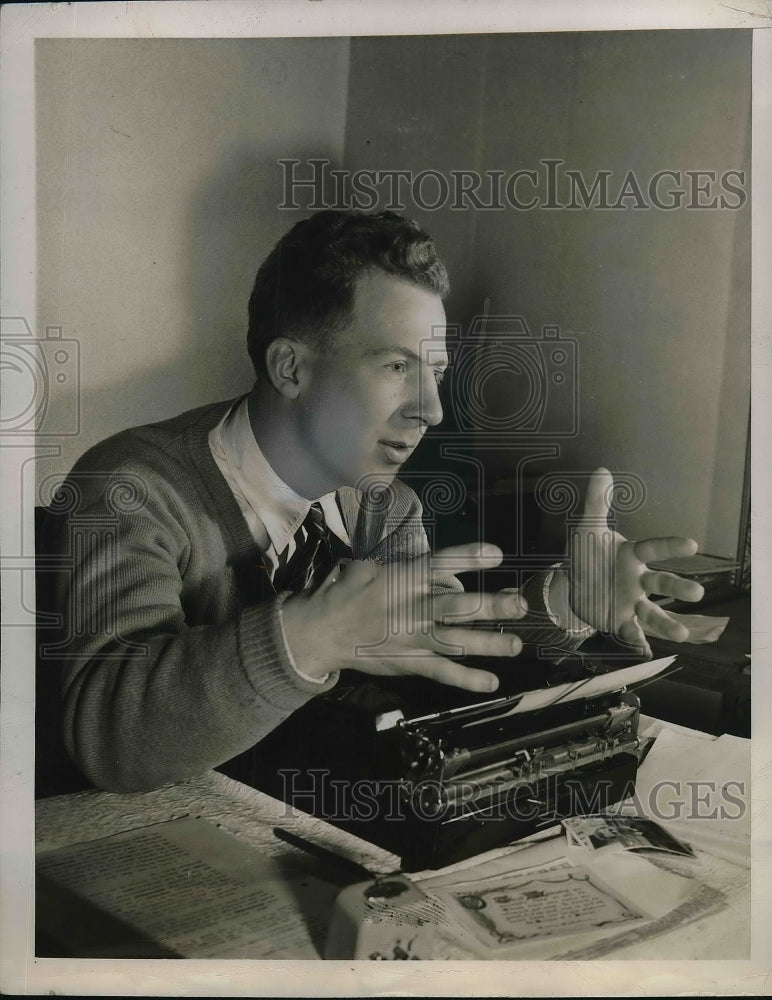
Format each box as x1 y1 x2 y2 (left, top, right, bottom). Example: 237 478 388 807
571 843 700 920
550 882 728 960
415 829 570 889
412 822 740 960
418 824 715 959
625 726 751 867
462 656 676 726
434 858 644 950
36 817 339 958
638 715 717 741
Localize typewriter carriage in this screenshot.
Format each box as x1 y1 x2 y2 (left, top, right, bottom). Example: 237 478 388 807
236 658 646 870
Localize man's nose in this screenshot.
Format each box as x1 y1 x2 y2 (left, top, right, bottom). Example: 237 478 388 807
404 369 443 427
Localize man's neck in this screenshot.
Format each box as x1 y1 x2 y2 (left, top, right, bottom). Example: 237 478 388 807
247 383 331 500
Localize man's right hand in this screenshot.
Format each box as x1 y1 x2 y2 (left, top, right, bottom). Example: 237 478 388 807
280 543 527 693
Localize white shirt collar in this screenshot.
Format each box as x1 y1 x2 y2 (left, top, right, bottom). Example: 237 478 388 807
213 397 349 552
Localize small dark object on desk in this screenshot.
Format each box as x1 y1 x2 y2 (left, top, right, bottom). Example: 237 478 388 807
273 826 378 884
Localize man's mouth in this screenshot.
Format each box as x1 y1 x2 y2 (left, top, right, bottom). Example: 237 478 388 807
378 440 417 465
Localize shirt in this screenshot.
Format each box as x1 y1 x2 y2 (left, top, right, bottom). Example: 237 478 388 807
209 396 592 670
209 395 350 682
208 395 350 571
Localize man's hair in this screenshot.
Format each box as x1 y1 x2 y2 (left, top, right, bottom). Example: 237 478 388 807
247 209 450 377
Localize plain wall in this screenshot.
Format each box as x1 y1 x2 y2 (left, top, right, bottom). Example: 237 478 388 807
36 37 350 491
36 33 750 557
344 30 750 557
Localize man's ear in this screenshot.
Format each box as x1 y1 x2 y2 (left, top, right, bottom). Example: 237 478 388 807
264 338 307 399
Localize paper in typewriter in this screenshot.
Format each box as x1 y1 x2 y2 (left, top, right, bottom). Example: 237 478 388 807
462 655 677 726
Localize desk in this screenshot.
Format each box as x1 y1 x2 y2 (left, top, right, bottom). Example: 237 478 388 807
35 717 750 961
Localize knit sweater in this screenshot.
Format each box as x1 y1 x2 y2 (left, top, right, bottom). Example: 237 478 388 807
49 399 583 793
50 400 434 791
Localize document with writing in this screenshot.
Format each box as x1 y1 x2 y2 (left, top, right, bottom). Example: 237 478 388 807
433 858 644 950
36 817 339 958
421 833 721 959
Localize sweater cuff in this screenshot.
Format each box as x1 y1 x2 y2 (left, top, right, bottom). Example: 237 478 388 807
276 590 331 685
543 566 595 638
519 570 594 654
237 598 339 711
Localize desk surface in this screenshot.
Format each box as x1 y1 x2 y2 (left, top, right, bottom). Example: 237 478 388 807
35 718 750 961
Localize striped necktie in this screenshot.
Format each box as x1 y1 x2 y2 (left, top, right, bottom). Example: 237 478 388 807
272 502 336 595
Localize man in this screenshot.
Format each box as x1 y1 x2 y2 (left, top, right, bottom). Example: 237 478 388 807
48 210 703 793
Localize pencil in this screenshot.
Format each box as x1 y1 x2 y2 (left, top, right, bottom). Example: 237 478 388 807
272 826 377 883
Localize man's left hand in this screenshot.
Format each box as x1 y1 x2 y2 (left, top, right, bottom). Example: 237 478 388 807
567 467 705 658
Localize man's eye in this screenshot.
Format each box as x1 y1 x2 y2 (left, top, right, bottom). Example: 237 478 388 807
434 369 447 385
387 361 408 374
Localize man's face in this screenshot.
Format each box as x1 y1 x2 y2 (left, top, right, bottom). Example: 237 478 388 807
297 270 448 493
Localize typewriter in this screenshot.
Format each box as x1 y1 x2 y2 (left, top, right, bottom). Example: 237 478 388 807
233 638 672 871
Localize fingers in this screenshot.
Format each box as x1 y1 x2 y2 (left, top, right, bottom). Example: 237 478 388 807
581 467 614 522
392 654 500 694
341 546 503 596
640 570 704 603
335 559 379 588
430 543 503 577
432 589 528 624
635 597 690 641
617 618 652 659
633 536 699 564
432 626 522 659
